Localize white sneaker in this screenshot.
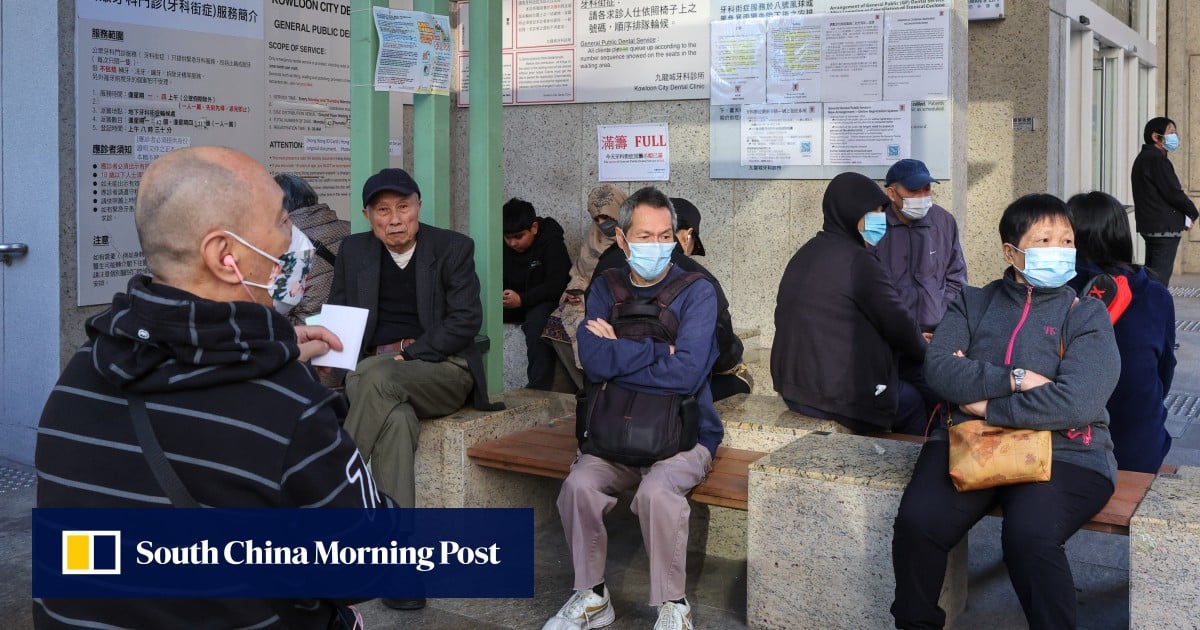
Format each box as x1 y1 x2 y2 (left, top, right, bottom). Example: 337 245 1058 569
541 586 615 630
653 599 693 630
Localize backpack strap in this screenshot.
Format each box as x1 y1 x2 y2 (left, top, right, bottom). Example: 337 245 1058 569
653 272 706 308
601 267 635 305
310 237 337 267
128 394 200 508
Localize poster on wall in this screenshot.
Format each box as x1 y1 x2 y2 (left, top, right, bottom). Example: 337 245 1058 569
372 7 452 95
766 14 823 103
75 0 408 306
709 19 767 105
457 1 712 106
740 104 822 166
822 101 911 165
882 8 950 101
713 0 948 20
819 12 883 102
597 123 670 182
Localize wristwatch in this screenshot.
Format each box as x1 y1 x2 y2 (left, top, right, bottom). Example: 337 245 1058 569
1012 368 1026 393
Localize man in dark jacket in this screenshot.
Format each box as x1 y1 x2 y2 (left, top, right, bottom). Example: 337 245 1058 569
543 188 720 630
328 168 500 610
35 146 388 629
590 197 750 401
502 198 571 389
1131 116 1199 285
771 172 928 434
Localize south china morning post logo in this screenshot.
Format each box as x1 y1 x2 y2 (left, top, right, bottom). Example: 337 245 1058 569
35 508 534 599
62 531 121 575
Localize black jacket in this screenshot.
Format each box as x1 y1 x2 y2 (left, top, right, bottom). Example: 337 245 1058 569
1131 143 1199 234
328 225 500 411
771 173 927 429
35 275 391 629
590 244 745 373
502 217 571 322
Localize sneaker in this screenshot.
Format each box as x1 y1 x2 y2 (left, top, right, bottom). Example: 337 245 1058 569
541 586 615 630
653 599 693 630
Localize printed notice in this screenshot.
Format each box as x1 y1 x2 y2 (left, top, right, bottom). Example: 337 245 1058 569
459 0 711 106
766 15 823 103
458 53 515 106
75 0 263 306
883 8 950 101
820 12 883 102
713 0 949 20
823 101 911 165
597 123 670 182
740 104 822 166
710 19 767 105
373 7 453 95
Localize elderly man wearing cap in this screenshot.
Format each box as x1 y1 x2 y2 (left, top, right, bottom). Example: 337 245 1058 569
877 158 967 416
877 158 967 333
327 168 500 610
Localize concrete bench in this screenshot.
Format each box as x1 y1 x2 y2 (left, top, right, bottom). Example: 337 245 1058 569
1129 465 1200 628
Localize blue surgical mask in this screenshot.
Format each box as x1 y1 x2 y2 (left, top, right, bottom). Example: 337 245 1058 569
626 241 675 280
1011 245 1076 288
1164 133 1180 152
859 211 887 246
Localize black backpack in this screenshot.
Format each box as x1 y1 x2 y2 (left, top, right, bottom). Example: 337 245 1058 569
574 268 705 467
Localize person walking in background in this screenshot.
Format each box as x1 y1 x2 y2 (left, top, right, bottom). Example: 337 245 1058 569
1068 191 1177 474
274 173 350 327
1131 117 1198 285
542 184 627 391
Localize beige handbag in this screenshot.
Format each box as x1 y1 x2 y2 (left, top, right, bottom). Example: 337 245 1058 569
947 420 1051 492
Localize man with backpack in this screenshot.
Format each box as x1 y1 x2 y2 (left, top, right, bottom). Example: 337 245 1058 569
542 188 721 630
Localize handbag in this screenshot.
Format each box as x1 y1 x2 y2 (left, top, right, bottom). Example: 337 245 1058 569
576 382 700 468
947 419 1052 491
944 286 1071 492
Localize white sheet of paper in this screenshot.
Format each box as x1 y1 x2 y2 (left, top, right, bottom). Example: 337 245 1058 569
309 305 368 371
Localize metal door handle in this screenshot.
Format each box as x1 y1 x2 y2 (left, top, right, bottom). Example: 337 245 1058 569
0 242 29 266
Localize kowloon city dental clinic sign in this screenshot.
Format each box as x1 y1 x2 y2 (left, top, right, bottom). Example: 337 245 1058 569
136 538 500 571
34 509 534 599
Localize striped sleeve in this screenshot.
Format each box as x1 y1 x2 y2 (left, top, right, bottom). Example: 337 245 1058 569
280 396 392 509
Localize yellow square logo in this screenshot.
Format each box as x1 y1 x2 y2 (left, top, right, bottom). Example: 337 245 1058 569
61 531 121 575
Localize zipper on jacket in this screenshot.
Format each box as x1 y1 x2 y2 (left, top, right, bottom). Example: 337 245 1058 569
1004 286 1034 366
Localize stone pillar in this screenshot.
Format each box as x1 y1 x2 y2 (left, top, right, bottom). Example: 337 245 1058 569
1129 466 1200 628
747 433 966 629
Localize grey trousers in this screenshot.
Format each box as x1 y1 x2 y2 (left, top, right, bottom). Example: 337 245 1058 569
556 445 712 605
343 353 473 508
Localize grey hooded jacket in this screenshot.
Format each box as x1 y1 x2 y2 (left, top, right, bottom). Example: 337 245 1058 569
925 270 1121 483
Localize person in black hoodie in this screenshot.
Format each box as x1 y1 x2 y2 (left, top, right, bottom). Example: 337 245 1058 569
34 146 391 629
502 198 571 389
771 172 928 434
1130 116 1199 285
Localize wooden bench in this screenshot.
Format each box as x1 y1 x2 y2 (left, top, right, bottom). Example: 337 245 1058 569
470 422 1177 534
466 421 764 510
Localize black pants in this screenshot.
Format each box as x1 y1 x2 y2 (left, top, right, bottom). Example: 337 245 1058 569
1142 235 1181 286
520 302 557 390
784 380 926 435
891 437 1113 630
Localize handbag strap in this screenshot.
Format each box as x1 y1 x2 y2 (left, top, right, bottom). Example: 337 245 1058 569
127 394 200 508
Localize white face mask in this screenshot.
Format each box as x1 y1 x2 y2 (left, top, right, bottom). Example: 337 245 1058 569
224 224 314 314
900 196 933 221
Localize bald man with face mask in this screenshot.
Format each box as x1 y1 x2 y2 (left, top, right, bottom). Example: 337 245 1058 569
34 146 391 629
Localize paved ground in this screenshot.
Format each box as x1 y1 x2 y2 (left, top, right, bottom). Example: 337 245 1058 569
5 273 1200 629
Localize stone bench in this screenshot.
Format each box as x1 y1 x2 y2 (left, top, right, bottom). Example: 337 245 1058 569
746 432 968 629
1129 465 1200 628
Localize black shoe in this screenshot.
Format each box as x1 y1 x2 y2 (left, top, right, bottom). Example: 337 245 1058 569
381 597 426 611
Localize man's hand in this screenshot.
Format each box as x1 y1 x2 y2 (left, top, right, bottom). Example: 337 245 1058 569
585 318 617 339
959 400 988 418
502 289 522 309
294 325 343 362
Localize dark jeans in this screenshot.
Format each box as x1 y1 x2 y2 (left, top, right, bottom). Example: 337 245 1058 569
520 302 557 390
710 371 752 402
1142 235 1181 286
784 380 927 435
891 438 1114 630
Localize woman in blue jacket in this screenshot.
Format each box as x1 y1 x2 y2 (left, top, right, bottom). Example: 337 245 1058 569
892 194 1121 629
1067 191 1177 473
